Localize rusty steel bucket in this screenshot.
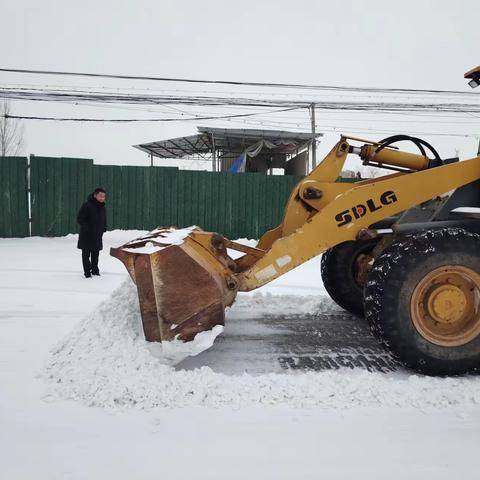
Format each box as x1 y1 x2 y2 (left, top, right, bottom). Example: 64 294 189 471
110 227 239 343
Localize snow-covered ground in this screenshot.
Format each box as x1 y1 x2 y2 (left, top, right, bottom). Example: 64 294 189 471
1 231 480 479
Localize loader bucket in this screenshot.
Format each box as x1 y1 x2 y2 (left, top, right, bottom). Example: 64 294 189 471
110 227 238 343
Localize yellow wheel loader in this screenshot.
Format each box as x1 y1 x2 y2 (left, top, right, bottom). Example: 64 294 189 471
111 68 480 376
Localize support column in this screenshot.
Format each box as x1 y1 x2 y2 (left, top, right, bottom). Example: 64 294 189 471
310 103 317 171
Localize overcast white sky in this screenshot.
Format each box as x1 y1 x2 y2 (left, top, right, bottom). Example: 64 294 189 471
1 0 479 169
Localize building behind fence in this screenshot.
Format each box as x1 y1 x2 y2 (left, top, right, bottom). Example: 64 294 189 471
1 155 307 239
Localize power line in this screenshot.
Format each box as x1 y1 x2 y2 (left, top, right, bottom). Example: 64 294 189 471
13 111 475 137
1 67 478 97
216 117 479 138
3 87 480 113
24 95 480 121
213 112 480 126
0 87 306 107
2 81 475 103
3 106 299 123
15 94 479 124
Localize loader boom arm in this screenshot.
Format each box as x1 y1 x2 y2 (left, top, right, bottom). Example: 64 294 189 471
236 137 480 291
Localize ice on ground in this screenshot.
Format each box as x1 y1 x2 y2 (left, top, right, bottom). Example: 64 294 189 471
44 278 480 411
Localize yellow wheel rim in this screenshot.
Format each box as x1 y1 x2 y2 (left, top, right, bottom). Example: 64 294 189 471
411 265 480 347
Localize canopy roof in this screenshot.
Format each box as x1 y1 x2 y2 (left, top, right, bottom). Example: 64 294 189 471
134 126 322 159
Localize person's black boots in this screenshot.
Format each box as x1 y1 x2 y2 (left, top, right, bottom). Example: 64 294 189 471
91 251 100 276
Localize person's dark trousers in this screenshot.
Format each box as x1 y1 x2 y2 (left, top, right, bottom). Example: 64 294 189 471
82 249 100 276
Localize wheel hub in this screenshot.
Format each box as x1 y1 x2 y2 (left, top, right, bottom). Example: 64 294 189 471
427 284 468 324
411 265 480 347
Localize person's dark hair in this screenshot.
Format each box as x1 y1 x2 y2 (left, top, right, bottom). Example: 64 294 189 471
93 187 106 195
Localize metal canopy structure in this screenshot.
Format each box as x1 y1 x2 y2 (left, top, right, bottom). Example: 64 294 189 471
134 127 323 174
135 131 212 160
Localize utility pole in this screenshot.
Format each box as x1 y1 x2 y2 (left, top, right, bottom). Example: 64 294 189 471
150 152 153 167
310 103 316 171
211 134 216 172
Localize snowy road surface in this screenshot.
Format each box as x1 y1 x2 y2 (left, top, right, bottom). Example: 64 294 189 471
1 231 479 479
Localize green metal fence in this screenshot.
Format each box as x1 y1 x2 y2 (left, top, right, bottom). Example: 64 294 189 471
1 154 359 239
30 155 95 236
3 155 301 239
0 156 29 237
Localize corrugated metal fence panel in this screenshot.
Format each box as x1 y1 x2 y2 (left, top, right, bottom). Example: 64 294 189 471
24 155 341 239
169 170 302 239
0 156 29 237
91 164 180 232
30 156 94 236
3 154 362 239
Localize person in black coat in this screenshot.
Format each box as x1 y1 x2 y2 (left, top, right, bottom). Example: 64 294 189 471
77 188 107 278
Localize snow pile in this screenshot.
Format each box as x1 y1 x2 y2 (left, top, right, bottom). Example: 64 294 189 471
147 325 224 365
44 279 480 411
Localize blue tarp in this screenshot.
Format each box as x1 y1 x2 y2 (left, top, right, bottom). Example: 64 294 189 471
228 152 247 173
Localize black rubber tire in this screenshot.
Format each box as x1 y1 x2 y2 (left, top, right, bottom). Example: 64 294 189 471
321 239 379 316
364 228 480 376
